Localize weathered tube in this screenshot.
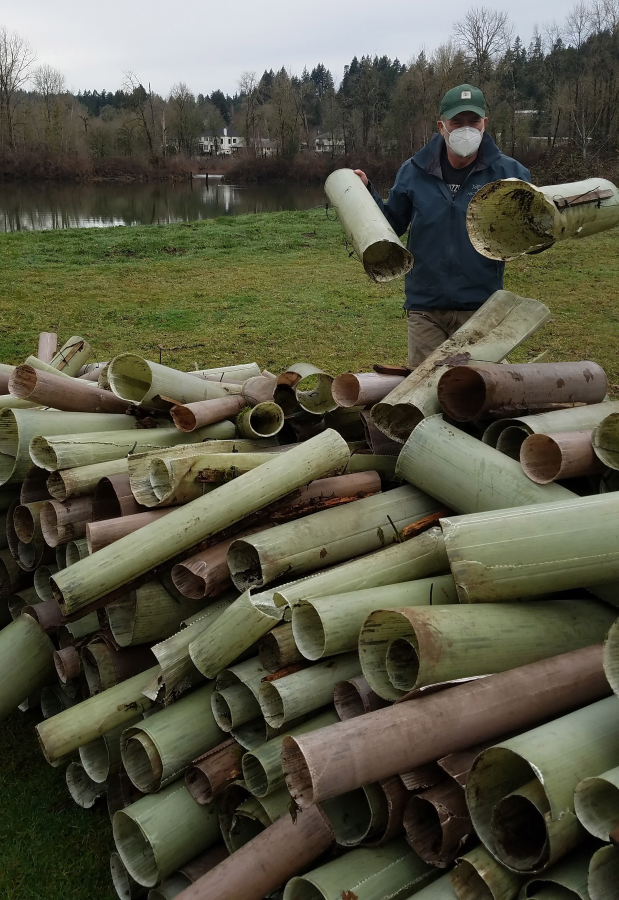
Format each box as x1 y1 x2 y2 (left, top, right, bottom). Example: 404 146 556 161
281 645 610 807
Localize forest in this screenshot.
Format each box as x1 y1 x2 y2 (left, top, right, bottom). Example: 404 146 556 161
1 1 619 181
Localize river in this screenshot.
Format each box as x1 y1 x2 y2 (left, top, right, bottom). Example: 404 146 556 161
0 178 329 232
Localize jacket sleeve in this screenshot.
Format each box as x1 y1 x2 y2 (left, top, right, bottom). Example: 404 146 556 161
369 165 412 237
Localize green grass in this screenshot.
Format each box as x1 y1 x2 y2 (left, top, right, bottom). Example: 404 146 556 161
0 208 618 900
1 208 617 384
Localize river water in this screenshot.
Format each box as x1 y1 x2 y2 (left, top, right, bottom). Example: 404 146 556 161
0 177 329 232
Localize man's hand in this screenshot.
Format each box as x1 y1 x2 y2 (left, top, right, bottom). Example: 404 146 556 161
353 169 368 187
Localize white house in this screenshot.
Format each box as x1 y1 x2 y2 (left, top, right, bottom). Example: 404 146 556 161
314 131 345 154
198 127 245 156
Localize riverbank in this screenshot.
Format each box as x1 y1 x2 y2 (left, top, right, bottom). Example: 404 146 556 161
2 148 619 187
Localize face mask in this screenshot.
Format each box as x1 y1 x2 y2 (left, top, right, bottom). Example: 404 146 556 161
444 125 483 158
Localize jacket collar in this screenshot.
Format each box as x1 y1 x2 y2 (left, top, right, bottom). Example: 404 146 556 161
411 131 501 176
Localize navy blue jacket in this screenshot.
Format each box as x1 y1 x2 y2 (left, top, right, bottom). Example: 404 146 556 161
371 132 531 311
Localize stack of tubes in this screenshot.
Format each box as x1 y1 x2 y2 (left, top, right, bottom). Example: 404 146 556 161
1 306 619 900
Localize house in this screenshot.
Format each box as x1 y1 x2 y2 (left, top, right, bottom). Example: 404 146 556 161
258 138 277 157
314 131 345 154
198 127 245 156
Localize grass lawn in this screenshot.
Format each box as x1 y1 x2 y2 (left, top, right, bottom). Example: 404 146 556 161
0 208 618 900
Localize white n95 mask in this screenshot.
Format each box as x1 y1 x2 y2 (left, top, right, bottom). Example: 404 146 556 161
445 126 483 158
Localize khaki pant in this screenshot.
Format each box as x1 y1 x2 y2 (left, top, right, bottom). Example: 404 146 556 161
406 309 476 368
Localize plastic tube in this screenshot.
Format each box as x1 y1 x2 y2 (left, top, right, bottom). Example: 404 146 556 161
52 429 350 616
467 177 619 260
371 291 550 442
281 645 611 807
325 169 413 282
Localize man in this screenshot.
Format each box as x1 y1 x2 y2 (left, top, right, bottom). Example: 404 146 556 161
354 84 531 367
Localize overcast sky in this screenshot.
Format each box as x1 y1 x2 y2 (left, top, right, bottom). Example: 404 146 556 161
4 0 573 97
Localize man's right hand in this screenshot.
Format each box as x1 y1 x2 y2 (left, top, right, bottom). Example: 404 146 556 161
353 169 369 187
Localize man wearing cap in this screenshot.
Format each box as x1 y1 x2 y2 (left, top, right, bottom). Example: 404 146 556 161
354 84 531 367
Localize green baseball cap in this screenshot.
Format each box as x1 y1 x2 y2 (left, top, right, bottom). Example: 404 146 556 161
440 84 485 120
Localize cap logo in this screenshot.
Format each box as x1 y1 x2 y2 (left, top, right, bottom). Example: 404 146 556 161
461 90 472 99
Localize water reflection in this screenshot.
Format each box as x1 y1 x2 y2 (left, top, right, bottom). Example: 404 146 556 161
0 178 328 232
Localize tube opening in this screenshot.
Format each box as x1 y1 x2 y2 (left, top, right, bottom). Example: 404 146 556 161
258 630 286 672
55 544 67 570
496 426 530 461
82 647 104 696
171 563 205 600
296 374 336 416
110 852 135 900
363 239 413 282
273 383 300 417
211 691 235 732
573 777 619 840
54 646 80 683
246 403 284 437
13 505 36 542
108 355 152 404
93 477 123 520
359 609 415 700
66 762 105 808
149 874 192 900
65 540 86 567
332 680 365 720
8 365 37 399
371 402 420 444
122 732 162 793
437 368 487 422
321 787 379 846
150 458 173 502
39 502 60 547
281 736 314 805
40 686 67 718
185 767 213 805
404 795 444 861
34 566 57 602
241 754 269 797
107 596 137 647
80 736 111 783
21 464 52 503
385 637 420 692
258 681 285 728
450 860 495 900
17 541 37 569
491 793 549 871
291 603 326 660
227 541 263 592
520 434 562 483
331 373 361 408
46 471 68 501
213 683 261 731
28 436 59 471
226 810 265 852
284 879 325 900
113 811 159 887
467 182 555 260
170 406 197 432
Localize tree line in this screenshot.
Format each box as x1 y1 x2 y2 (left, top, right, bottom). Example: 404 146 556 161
1 1 619 176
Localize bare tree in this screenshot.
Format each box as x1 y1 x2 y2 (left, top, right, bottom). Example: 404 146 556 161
564 2 594 48
452 7 512 86
124 71 158 153
168 82 202 155
0 26 35 148
32 64 66 151
590 0 619 33
238 71 262 156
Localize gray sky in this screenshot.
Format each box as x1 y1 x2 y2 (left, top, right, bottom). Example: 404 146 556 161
5 0 571 96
